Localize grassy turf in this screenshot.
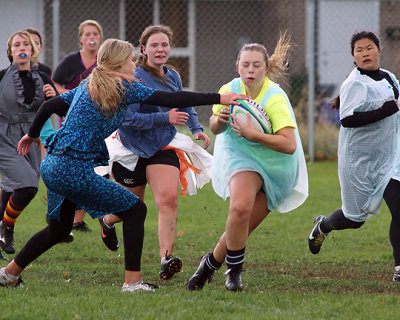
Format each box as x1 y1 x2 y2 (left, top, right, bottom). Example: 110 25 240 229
1 161 400 319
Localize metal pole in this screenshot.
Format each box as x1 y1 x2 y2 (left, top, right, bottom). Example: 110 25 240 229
306 0 316 162
188 0 196 91
52 0 60 71
119 0 126 41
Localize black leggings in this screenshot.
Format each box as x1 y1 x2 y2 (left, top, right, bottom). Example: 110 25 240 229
15 198 147 271
321 179 400 265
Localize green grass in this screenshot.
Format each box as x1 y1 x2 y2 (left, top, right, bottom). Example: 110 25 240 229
1 161 400 319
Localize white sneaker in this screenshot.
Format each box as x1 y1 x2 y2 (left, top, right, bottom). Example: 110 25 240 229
0 267 23 287
121 280 157 292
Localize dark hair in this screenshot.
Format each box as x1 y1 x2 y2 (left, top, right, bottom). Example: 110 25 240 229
23 27 43 46
350 31 380 56
136 25 174 80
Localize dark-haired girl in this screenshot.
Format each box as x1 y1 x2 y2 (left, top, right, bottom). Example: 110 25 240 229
308 31 400 282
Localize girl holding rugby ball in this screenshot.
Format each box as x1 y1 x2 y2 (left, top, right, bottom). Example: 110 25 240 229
187 32 308 291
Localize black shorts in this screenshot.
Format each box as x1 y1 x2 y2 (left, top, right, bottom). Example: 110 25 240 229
111 149 180 188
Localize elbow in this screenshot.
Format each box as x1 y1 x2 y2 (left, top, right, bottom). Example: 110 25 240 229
285 141 297 155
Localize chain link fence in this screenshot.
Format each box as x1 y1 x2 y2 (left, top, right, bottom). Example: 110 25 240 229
1 0 400 158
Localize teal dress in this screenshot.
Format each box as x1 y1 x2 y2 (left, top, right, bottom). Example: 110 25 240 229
43 80 155 220
212 78 308 213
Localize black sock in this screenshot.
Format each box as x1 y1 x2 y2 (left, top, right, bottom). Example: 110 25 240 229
206 251 222 270
320 208 364 233
225 247 245 270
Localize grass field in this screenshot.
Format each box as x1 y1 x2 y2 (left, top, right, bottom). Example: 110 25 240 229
1 161 400 319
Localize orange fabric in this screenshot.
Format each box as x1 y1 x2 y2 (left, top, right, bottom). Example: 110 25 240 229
162 145 202 196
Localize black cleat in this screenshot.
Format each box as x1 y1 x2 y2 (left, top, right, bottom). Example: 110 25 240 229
308 215 327 254
225 268 243 292
160 253 182 280
0 220 15 254
99 217 119 251
186 252 215 290
393 266 400 282
72 221 92 232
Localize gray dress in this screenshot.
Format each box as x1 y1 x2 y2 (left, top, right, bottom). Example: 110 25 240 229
0 63 44 192
338 67 400 222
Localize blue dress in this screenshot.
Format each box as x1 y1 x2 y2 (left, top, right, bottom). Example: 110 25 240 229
42 80 155 220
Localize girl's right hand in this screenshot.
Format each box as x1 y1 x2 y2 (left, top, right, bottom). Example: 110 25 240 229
217 107 231 124
17 134 41 156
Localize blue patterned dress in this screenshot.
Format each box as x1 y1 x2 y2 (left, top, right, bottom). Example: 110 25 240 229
42 80 155 220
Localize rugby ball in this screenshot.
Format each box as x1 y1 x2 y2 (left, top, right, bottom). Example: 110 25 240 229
230 99 272 134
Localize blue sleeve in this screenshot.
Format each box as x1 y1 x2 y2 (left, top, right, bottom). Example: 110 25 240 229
60 87 79 105
125 81 156 104
122 103 170 129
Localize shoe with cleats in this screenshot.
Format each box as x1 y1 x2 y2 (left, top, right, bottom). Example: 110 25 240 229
0 267 23 287
186 252 215 290
72 221 92 232
308 215 327 254
0 220 15 254
99 217 119 251
160 253 182 280
225 268 243 291
393 266 400 282
121 281 158 292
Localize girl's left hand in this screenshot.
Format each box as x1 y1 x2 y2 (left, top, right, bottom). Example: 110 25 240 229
43 84 56 98
194 131 211 149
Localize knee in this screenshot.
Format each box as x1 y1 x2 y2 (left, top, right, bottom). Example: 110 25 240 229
154 192 178 211
133 199 147 223
229 200 252 222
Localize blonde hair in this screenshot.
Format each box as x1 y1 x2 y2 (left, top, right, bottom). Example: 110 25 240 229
78 19 103 47
236 31 292 82
88 39 135 114
7 30 39 63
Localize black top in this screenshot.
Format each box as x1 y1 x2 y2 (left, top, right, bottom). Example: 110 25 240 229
52 51 85 85
38 63 52 77
0 66 58 103
341 68 399 128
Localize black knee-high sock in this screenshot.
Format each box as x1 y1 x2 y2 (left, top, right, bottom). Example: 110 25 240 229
383 179 400 266
14 199 75 269
320 208 364 233
0 190 12 219
115 200 147 271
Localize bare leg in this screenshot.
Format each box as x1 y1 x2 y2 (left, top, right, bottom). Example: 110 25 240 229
146 164 180 259
213 172 268 263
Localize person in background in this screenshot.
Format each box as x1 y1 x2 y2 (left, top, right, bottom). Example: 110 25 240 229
51 19 103 233
308 31 400 283
23 28 57 159
0 38 247 291
186 33 308 291
0 30 57 257
98 25 212 281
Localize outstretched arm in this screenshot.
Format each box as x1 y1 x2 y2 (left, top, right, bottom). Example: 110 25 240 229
144 90 248 108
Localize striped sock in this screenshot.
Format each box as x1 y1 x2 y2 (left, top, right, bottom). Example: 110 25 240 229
3 197 25 226
225 247 245 270
205 251 222 271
